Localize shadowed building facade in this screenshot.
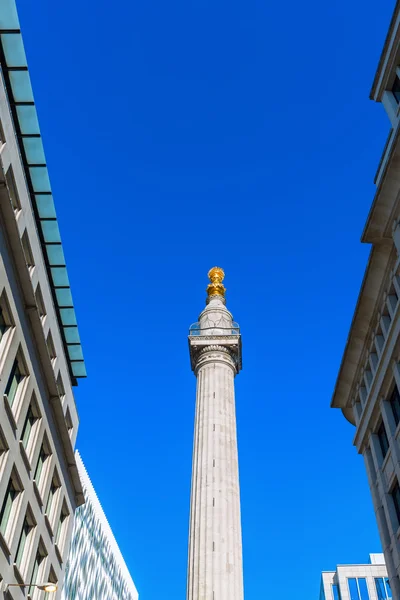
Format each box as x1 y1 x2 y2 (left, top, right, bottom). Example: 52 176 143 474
187 268 244 600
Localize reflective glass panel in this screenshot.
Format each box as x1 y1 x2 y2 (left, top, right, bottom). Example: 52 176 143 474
390 386 400 426
348 579 359 600
71 362 87 378
51 267 69 287
23 137 45 164
41 220 61 243
55 288 73 307
16 105 39 134
332 584 341 600
68 345 83 361
386 579 392 600
376 579 386 600
60 308 77 326
358 578 369 600
1 34 27 67
9 70 33 102
46 245 65 266
35 195 56 218
64 327 80 344
0 0 20 29
29 166 51 192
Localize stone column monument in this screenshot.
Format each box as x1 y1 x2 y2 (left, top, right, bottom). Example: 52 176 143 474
187 267 244 600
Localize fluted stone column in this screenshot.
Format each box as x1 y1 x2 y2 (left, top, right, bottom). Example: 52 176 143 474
187 268 244 600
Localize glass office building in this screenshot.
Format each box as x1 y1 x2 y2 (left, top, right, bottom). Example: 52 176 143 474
61 452 138 600
321 554 392 600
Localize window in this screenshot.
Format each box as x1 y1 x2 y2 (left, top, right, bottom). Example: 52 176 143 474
348 578 369 600
0 307 7 342
5 167 20 213
35 285 46 322
56 373 65 399
0 291 14 347
332 584 342 600
390 385 400 427
0 478 18 537
375 578 392 600
20 401 39 453
377 421 390 459
391 480 400 526
21 231 35 273
0 425 8 467
55 501 69 550
34 441 50 489
15 511 35 569
65 407 73 437
28 542 47 596
46 331 56 363
393 75 400 104
5 358 23 407
0 117 5 146
45 470 60 520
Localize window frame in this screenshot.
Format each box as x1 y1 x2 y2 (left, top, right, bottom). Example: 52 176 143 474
391 480 400 527
377 420 390 459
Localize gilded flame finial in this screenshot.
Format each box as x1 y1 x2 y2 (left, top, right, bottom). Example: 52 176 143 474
207 266 226 298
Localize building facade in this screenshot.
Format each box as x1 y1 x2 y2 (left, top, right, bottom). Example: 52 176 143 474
61 452 138 600
332 3 400 598
320 554 392 600
187 268 244 600
0 1 86 597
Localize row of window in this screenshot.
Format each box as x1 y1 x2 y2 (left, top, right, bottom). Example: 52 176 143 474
353 268 400 420
375 384 400 461
0 292 72 435
0 463 69 593
332 577 391 600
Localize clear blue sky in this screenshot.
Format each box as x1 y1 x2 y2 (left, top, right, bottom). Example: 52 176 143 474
15 0 396 598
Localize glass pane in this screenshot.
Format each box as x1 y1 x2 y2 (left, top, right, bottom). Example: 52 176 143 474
385 579 392 600
21 406 35 448
68 345 83 361
0 307 7 340
0 0 20 29
332 584 341 600
71 362 87 378
41 221 61 243
16 105 39 134
23 138 45 164
9 70 34 102
376 579 386 600
51 267 70 287
358 579 369 600
29 166 51 193
55 288 73 307
15 519 30 567
60 308 77 326
0 482 14 535
348 579 359 600
5 360 21 406
1 34 27 67
46 245 65 266
64 327 80 344
34 447 45 483
35 195 56 218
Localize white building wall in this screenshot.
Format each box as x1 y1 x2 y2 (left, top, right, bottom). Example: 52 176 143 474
321 555 391 600
61 452 138 600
